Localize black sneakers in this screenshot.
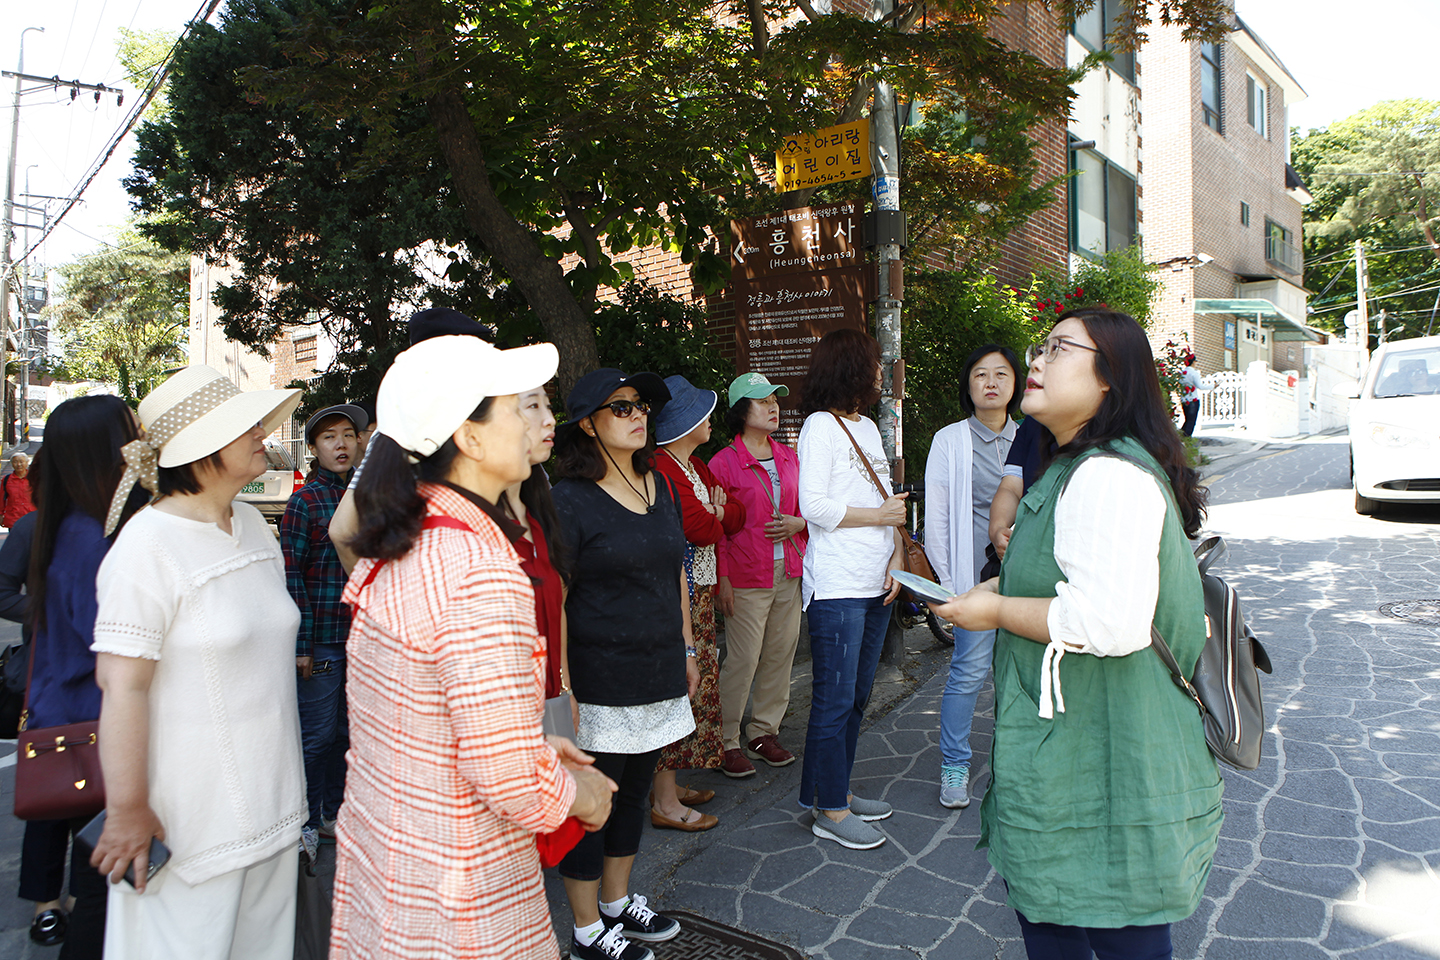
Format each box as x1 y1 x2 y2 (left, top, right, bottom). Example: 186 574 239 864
604 894 680 942
569 925 653 960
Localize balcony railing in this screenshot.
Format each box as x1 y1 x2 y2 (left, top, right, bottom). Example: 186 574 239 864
1266 232 1301 274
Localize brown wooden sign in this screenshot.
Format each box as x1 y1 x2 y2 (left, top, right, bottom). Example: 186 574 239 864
732 265 870 442
730 203 861 281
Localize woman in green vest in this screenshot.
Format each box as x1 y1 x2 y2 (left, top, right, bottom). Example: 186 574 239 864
931 308 1221 960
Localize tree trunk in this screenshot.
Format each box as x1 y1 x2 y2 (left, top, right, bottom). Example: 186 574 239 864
425 81 599 397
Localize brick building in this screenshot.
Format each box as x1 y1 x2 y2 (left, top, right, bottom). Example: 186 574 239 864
1143 11 1318 375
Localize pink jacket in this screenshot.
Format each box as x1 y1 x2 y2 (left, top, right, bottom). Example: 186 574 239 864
708 435 807 588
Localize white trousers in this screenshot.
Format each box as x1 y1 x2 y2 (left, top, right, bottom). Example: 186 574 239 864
104 846 298 960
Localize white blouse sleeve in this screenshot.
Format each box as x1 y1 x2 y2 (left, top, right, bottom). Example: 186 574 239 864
1045 457 1166 657
923 429 954 593
92 521 179 661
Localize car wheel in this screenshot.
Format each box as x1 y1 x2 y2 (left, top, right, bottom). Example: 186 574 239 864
1355 488 1380 516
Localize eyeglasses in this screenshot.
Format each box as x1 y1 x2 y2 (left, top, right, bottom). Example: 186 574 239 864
1026 336 1100 366
602 399 650 418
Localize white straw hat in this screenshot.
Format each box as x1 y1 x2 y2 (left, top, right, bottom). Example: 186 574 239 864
378 336 560 462
104 365 302 534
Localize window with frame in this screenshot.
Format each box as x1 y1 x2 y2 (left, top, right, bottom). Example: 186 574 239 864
1246 73 1267 137
1071 0 1136 83
1200 42 1222 131
1265 218 1300 273
1070 145 1138 256
1240 201 1250 226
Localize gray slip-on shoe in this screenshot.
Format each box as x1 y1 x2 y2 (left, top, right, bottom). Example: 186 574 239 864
847 794 893 821
811 812 886 849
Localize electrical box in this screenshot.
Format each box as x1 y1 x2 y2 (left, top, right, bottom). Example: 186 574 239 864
862 210 907 249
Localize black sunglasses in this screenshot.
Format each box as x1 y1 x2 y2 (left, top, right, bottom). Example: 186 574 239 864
602 399 651 418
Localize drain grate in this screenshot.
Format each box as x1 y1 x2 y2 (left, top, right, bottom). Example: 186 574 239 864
1379 600 1440 625
660 911 805 960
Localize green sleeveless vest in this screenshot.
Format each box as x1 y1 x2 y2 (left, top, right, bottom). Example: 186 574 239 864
977 438 1222 927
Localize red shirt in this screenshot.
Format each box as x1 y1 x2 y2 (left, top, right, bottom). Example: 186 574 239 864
1 473 35 528
652 451 746 547
513 516 564 699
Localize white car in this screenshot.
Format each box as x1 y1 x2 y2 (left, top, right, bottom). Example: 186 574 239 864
1348 335 1440 515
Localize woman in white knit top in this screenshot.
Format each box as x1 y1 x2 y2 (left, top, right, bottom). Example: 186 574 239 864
87 365 306 960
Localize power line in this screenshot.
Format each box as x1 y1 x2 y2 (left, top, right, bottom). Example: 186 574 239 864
15 0 222 265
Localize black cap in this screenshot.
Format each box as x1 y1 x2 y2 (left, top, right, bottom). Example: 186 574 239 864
304 404 368 445
408 307 496 345
560 368 670 433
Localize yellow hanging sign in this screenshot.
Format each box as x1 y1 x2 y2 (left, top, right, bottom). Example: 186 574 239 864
775 119 872 192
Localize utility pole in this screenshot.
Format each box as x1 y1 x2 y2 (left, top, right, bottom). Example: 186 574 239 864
1354 239 1370 363
3 27 44 449
2 44 121 447
870 0 904 482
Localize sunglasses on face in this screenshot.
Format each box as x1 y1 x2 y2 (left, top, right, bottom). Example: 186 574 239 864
603 399 650 418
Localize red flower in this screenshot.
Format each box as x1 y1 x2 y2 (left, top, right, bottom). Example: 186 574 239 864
1076 288 1084 296
1032 315 1042 323
1054 304 1063 313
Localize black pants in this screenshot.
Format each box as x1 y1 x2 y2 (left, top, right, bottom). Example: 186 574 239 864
17 816 108 960
1181 400 1200 436
1016 911 1172 960
557 748 660 882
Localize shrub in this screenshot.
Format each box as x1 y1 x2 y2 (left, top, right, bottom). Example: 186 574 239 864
902 269 1044 471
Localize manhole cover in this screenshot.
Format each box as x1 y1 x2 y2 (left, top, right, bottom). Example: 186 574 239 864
662 911 805 960
1379 600 1440 625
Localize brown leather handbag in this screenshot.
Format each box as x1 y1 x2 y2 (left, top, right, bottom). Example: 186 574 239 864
12 637 105 821
830 414 937 587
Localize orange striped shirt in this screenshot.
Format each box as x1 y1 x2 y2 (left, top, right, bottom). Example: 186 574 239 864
330 484 576 960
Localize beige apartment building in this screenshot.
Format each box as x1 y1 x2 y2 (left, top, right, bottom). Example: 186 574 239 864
1143 12 1319 375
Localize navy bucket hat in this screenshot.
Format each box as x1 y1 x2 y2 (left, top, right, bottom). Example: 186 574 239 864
653 375 718 445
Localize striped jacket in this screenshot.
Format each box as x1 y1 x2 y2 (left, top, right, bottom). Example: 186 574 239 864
330 483 576 960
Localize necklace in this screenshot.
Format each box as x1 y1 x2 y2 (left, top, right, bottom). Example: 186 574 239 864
599 440 653 512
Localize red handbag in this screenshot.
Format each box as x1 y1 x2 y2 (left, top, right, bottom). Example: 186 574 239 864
13 627 106 820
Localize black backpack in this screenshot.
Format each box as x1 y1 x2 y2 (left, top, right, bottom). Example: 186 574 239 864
1064 452 1273 770
1150 536 1272 770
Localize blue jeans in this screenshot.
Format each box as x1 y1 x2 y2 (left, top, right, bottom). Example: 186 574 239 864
1016 911 1172 960
939 627 996 768
799 595 890 811
297 643 349 830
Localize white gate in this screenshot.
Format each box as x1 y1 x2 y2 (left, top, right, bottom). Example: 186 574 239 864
1200 370 1246 424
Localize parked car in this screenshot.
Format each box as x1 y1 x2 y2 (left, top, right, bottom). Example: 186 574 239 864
1347 335 1440 515
236 441 306 522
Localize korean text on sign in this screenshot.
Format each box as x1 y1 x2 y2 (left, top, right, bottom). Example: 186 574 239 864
775 119 871 192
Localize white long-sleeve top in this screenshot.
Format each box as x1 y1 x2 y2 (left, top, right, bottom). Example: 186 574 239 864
925 417 1016 594
1036 456 1167 718
797 412 894 609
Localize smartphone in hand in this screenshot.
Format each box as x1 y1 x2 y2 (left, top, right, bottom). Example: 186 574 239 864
75 810 171 887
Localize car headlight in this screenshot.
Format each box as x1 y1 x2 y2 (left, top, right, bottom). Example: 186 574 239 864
1368 422 1430 449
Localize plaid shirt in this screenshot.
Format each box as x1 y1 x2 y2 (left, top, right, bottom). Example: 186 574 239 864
279 467 351 657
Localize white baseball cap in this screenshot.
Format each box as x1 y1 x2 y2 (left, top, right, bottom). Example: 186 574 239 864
378 336 559 461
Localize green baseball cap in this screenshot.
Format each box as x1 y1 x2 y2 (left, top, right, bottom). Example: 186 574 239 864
728 372 790 409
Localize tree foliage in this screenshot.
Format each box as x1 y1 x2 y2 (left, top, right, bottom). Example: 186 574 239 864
1294 100 1440 341
902 269 1043 469
1030 244 1163 328
45 236 189 403
129 0 1230 396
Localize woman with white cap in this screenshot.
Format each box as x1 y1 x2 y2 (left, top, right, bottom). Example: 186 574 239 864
86 364 308 958
648 374 745 832
331 336 616 960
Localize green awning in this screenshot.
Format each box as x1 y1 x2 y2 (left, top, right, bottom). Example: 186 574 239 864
1192 299 1323 342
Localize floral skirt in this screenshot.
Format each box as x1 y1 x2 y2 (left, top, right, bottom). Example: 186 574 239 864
657 584 723 771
